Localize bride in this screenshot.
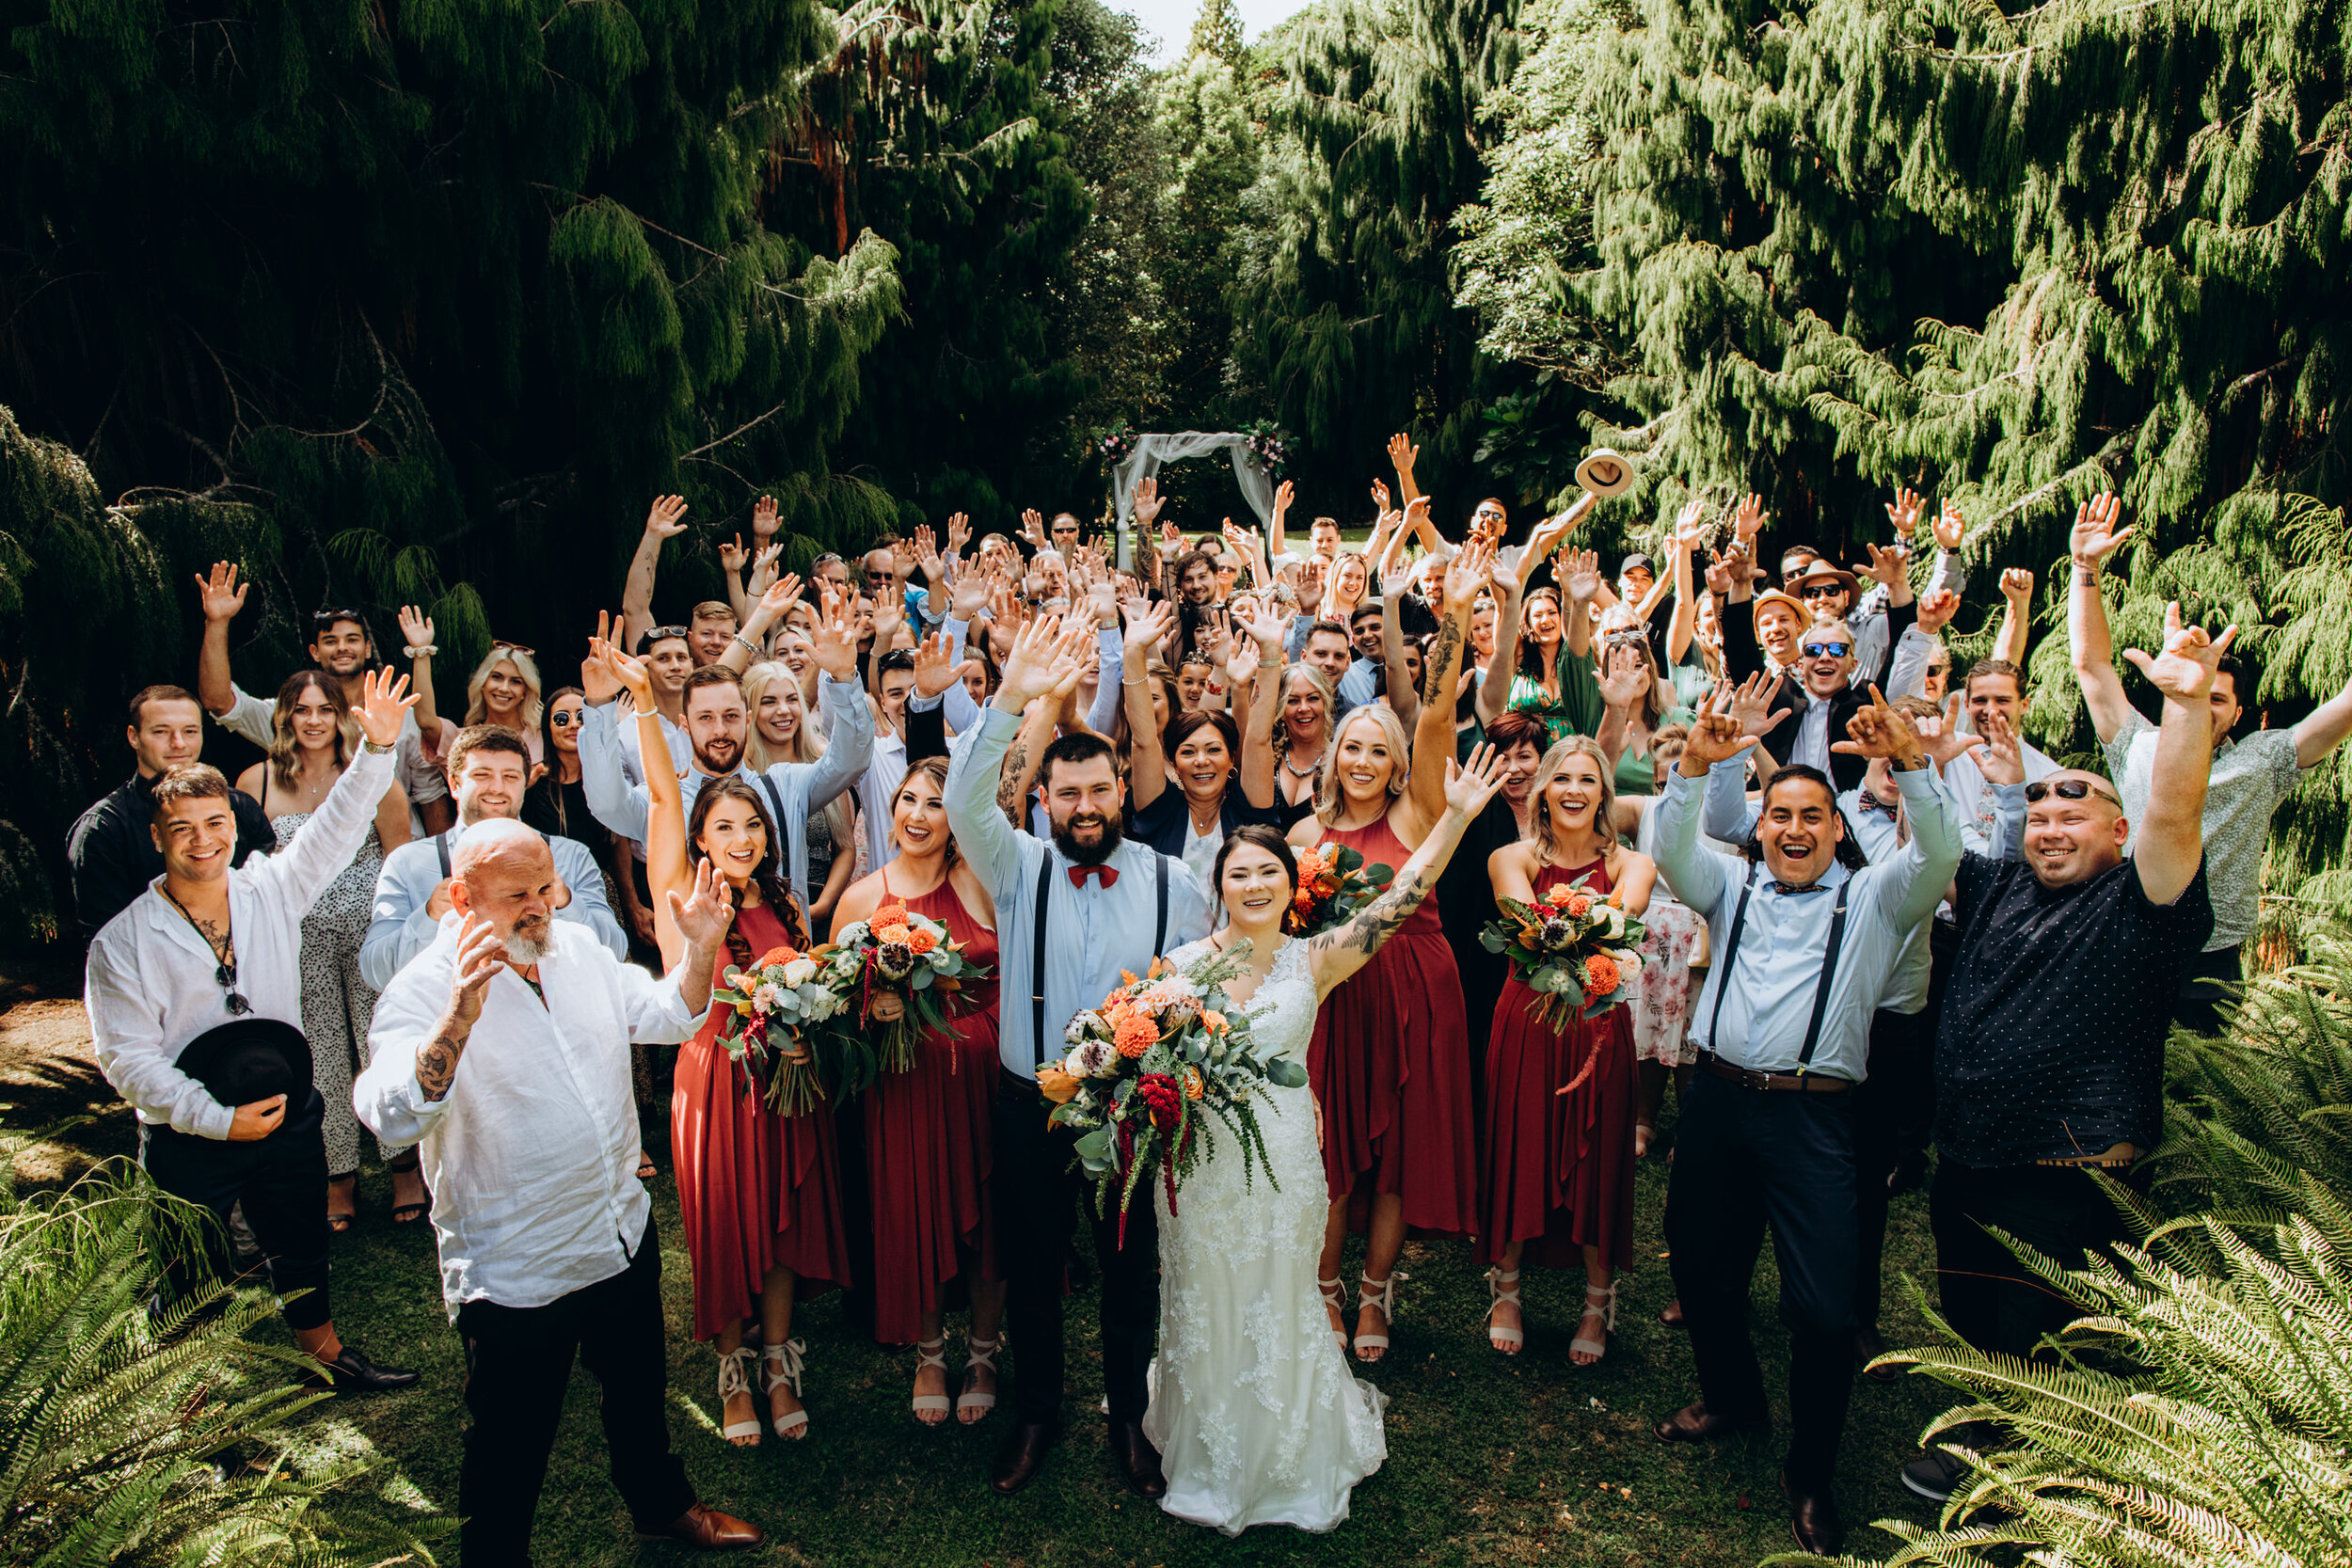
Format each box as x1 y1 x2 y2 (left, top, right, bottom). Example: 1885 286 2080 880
1146 750 1507 1533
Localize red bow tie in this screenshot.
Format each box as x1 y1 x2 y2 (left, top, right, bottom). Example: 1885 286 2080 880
1068 863 1120 890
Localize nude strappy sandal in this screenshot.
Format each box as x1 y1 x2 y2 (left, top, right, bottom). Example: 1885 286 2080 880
1356 1270 1406 1361
912 1337 951 1425
1485 1268 1524 1354
763 1338 810 1439
716 1344 761 1446
958 1334 1000 1423
1318 1276 1348 1351
1572 1283 1617 1364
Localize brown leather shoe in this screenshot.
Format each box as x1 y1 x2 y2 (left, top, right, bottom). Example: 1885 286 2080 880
1658 1297 1687 1329
1781 1473 1845 1555
989 1420 1058 1496
641 1503 762 1550
1653 1401 1763 1444
1106 1418 1167 1498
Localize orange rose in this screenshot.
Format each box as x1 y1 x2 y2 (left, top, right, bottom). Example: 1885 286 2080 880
1038 1065 1082 1104
874 923 912 947
1544 885 1573 907
1582 952 1621 996
1200 1008 1229 1035
907 927 938 955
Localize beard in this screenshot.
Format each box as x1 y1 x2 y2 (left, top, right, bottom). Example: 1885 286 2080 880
504 924 551 963
694 736 741 774
1051 807 1124 867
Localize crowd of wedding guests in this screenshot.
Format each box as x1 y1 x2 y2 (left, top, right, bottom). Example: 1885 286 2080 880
68 433 2352 1560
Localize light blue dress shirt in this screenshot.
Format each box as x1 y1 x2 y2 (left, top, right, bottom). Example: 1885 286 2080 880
944 705 1215 1076
1654 758 1961 1081
360 820 626 991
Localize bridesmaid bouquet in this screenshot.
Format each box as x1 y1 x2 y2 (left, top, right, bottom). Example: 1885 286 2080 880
713 943 852 1117
1481 876 1647 1033
1284 842 1395 936
817 900 993 1078
1040 942 1310 1247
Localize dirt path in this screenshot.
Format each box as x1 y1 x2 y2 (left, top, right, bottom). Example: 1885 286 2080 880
1 996 137 1188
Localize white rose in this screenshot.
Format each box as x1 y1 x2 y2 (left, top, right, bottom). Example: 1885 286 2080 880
781 958 818 988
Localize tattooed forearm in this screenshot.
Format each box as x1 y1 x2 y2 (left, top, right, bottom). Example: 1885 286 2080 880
1317 865 1438 964
996 739 1031 828
416 1025 469 1101
1422 619 1463 706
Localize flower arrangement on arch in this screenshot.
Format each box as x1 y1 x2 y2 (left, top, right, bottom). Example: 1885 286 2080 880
1238 419 1292 479
711 943 851 1117
1040 941 1307 1246
1096 419 1136 467
1480 875 1647 1034
816 900 992 1079
1284 841 1395 937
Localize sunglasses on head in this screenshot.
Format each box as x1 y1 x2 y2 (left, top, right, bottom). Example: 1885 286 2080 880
1801 641 1853 659
311 608 365 630
491 639 535 657
641 625 691 650
1800 582 1845 598
2026 779 2120 806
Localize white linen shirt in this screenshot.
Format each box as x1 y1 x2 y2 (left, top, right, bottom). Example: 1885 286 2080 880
355 918 705 1319
86 747 399 1140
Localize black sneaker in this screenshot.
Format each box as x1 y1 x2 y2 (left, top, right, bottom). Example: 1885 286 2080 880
1900 1444 1973 1502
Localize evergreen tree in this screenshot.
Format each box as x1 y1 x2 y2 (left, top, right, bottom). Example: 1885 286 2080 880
1149 50 1263 428
1189 0 1248 69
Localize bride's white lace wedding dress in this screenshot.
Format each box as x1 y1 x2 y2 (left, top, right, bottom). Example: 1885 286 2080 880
1144 934 1388 1533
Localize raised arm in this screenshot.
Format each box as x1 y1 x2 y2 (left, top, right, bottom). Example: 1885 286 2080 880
794 588 876 810
717 531 752 627
265 670 416 913
722 573 803 674
1310 748 1505 996
592 633 689 965
2293 676 2352 768
1387 432 1422 508
1264 479 1295 563
951 615 1085 889
1233 608 1285 811
1406 541 1490 830
1477 559 1526 726
393 605 447 757
1121 599 1177 812
2068 492 2139 743
1829 685 1963 927
1993 567 2035 670
621 495 689 650
1560 548 1602 662
1654 693 1760 915
1665 503 1704 666
2123 603 2233 907
193 561 253 728
1380 573 1421 734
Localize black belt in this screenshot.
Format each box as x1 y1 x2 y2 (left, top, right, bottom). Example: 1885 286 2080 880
1696 1050 1853 1093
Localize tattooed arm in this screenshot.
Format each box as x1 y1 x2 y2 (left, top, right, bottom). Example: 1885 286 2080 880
1307 747 1507 999
419 913 505 1101
1403 542 1490 835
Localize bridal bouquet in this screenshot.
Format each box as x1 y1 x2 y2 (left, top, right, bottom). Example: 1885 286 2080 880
1284 842 1394 936
1040 942 1309 1247
1480 876 1647 1033
713 943 851 1117
818 899 992 1077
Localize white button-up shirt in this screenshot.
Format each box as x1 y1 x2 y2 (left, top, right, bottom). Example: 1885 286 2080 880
356 918 706 1318
86 748 399 1140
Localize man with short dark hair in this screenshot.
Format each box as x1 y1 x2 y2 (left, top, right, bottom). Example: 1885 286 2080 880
70 685 279 939
1308 515 1343 562
943 616 1213 1499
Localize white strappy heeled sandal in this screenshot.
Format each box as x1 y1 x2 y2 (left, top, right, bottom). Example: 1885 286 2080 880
763 1338 810 1439
912 1338 951 1425
1571 1282 1617 1364
958 1334 1000 1423
1356 1270 1406 1361
1318 1276 1348 1351
1485 1267 1525 1354
716 1344 761 1446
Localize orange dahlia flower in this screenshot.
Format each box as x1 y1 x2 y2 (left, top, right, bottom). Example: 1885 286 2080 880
755 945 801 969
1106 1003 1159 1058
907 927 938 955
1565 895 1592 918
1582 952 1621 996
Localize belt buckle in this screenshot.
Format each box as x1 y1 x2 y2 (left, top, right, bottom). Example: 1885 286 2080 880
1738 1066 1772 1091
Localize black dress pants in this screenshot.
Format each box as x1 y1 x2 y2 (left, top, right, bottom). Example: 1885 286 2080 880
141 1089 333 1331
1930 1159 2133 1360
1665 1073 1857 1492
993 1069 1159 1427
1851 1006 1932 1331
453 1224 694 1567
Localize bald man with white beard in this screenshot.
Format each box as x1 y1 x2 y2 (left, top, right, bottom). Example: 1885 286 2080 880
358 821 765 1560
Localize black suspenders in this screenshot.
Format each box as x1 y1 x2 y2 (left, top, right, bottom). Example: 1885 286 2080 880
1030 851 1169 1065
754 774 801 916
1705 867 1853 1077
435 832 452 878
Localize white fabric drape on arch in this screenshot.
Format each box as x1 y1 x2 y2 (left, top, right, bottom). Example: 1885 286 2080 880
1109 433 1276 566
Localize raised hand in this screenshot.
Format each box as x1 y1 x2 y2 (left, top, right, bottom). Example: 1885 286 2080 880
1387 432 1419 483
1442 743 1508 819
580 610 625 704
914 525 944 585
755 573 804 620
644 494 689 539
949 566 991 622
1273 479 1295 519
1725 670 1788 742
1999 566 2035 610
668 857 738 954
1673 498 1708 555
1088 571 1120 629
1561 548 1604 605
354 667 420 749
717 533 749 574
1132 477 1165 531
1443 537 1494 610
590 613 655 705
1370 477 1392 517
2070 492 2135 574
447 911 507 1029
1733 492 1769 546
195 561 250 624
911 631 969 699
1831 684 1927 766
1884 486 1925 539
889 536 920 584
397 604 436 656
2122 601 2237 703
750 494 781 541
1597 641 1649 710
1932 499 1967 551
803 586 861 682
1854 541 1908 589
1703 548 1739 597
1021 508 1047 549
1679 689 1761 773
1913 691 1977 767
1915 587 1960 636
945 510 971 562
994 613 1071 709
1229 633 1262 689
1971 709 2026 786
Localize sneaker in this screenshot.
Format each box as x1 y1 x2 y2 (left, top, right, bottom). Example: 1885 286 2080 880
1900 1444 1973 1502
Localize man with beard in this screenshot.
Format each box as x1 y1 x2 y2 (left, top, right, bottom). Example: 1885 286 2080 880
194 562 453 835
943 615 1215 1500
358 828 762 1560
1646 687 1962 1555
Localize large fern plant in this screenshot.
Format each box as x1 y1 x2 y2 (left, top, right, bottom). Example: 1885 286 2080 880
0 1156 446 1565
1793 880 2352 1568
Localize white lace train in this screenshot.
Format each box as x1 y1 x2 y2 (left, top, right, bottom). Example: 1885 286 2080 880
1143 936 1387 1534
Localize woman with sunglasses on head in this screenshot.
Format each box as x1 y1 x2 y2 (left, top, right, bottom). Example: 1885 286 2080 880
395 610 544 765
1287 541 1494 1364
831 756 1007 1427
741 660 858 941
594 636 850 1449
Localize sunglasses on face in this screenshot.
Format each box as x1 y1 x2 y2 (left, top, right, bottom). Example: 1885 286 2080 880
549 711 579 727
2026 779 2120 806
1927 662 1951 677
1801 641 1853 659
1800 583 1844 598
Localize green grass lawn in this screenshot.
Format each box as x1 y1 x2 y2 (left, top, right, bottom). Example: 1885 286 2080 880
11 1011 1961 1568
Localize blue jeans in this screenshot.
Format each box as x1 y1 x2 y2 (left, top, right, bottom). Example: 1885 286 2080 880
1665 1072 1857 1491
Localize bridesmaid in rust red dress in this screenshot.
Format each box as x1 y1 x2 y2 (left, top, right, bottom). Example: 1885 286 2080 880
1479 736 1653 1366
1286 536 1494 1362
603 641 850 1449
831 755 1007 1426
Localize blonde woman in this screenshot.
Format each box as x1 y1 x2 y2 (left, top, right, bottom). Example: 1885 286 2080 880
1270 663 1336 823
396 610 544 764
234 670 414 1227
741 660 855 938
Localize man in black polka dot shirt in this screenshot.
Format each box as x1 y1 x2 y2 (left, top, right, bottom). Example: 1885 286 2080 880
1902 602 2224 1503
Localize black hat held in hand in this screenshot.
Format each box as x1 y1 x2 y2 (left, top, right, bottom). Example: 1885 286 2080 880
177 1018 311 1113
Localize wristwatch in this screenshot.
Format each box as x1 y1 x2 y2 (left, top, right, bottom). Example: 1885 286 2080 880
363 738 396 755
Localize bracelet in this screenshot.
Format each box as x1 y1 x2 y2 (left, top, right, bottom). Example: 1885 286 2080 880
405 644 437 658
730 633 760 654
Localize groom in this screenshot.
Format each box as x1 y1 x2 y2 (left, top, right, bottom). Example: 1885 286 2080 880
945 616 1216 1497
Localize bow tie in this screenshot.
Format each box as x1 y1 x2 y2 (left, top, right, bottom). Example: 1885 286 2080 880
1770 879 1827 896
1857 794 1899 819
1068 863 1120 890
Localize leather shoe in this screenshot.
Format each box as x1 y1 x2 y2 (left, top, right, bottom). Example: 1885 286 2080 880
1652 1401 1761 1444
304 1343 421 1395
1781 1473 1844 1555
640 1503 762 1550
990 1420 1059 1496
1856 1325 1899 1381
1106 1418 1167 1498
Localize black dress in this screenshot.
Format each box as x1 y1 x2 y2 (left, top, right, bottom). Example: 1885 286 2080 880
1434 791 1524 1121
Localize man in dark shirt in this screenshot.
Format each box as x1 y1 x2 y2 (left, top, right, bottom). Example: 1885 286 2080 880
67 685 278 939
1908 603 2226 1503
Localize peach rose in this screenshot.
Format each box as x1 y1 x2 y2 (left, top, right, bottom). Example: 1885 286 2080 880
1200 1008 1229 1035
874 923 912 947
